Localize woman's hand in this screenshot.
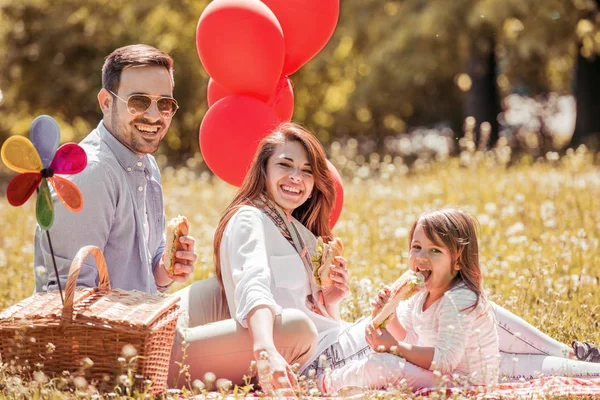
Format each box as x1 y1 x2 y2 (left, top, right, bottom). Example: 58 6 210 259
365 323 399 354
255 348 298 396
322 256 350 316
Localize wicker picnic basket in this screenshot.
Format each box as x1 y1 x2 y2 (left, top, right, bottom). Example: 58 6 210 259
0 245 181 393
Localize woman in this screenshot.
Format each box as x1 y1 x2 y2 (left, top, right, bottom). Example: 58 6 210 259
169 122 352 392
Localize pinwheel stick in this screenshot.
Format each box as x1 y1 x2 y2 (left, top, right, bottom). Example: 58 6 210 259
45 230 64 305
34 184 64 306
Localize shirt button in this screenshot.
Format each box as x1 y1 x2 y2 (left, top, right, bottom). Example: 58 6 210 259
127 167 132 172
138 186 143 192
137 161 143 167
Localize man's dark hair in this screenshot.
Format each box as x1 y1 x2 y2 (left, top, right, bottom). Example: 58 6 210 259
102 44 174 93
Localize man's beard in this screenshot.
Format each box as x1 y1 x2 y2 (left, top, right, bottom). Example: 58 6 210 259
111 106 164 154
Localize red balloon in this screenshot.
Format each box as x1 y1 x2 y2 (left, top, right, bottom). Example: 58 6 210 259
326 160 344 229
208 76 294 121
267 76 294 122
197 0 285 101
260 0 340 75
206 78 232 107
200 95 280 186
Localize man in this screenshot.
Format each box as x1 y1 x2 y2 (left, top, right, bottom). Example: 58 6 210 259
34 44 196 293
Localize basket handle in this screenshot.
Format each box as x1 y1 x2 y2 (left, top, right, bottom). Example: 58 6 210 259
61 245 111 324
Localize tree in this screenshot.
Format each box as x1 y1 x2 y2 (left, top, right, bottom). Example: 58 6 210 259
1 0 599 161
571 0 600 148
465 34 500 147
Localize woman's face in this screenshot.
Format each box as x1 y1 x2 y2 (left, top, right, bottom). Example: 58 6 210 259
266 140 315 213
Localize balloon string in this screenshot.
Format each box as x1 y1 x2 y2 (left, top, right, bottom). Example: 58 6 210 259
46 230 65 306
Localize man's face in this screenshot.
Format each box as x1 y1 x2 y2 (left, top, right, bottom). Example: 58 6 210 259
103 65 174 155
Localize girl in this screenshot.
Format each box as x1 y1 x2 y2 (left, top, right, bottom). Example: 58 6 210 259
321 208 501 393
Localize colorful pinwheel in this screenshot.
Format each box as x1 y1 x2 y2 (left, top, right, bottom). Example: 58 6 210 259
0 115 87 230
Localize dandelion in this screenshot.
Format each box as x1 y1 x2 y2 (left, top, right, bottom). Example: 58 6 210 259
394 227 409 238
74 376 88 390
216 378 232 391
33 371 48 383
192 379 205 392
484 202 497 215
203 371 216 384
121 344 137 359
78 358 94 370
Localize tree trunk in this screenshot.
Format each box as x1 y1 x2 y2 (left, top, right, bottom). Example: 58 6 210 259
465 36 500 148
571 50 600 149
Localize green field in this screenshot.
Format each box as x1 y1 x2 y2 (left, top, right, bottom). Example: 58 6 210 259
1 145 599 398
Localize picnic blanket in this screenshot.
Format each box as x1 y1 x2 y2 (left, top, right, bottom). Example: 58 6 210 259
177 376 600 399
412 376 600 399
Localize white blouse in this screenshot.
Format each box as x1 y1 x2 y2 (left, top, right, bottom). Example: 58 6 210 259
398 282 500 385
220 206 344 369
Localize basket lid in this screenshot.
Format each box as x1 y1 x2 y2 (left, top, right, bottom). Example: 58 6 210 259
76 289 180 328
0 289 95 323
0 289 179 329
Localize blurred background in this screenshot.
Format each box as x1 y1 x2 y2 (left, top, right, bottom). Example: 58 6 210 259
1 0 599 167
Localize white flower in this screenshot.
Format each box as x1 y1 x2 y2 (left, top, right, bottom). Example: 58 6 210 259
203 372 216 383
216 378 232 391
193 380 205 392
484 202 498 215
121 344 137 359
394 227 409 238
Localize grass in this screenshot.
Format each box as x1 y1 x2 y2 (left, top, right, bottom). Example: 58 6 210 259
1 140 599 398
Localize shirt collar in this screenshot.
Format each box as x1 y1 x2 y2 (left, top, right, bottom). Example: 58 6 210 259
97 121 148 172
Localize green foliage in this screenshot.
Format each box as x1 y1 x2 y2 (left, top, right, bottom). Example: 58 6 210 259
1 0 599 158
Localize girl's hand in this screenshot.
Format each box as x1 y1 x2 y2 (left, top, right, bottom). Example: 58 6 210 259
365 323 399 353
255 348 298 396
322 256 350 306
371 285 392 311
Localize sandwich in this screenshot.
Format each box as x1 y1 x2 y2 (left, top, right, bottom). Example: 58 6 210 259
312 237 344 288
371 270 425 328
165 215 189 276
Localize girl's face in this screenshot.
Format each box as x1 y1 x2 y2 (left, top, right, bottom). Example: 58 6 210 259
409 222 459 298
266 140 314 213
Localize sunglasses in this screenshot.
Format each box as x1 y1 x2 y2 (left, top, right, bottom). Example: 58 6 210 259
109 90 179 118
